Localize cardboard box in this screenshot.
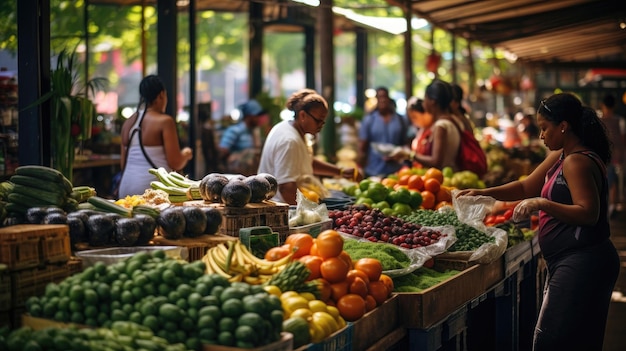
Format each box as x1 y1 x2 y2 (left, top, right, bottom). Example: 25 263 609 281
397 257 504 329
352 294 399 351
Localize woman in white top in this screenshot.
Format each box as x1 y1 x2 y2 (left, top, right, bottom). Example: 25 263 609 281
257 89 362 205
118 75 193 198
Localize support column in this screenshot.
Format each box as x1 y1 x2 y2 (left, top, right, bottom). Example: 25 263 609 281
157 0 177 118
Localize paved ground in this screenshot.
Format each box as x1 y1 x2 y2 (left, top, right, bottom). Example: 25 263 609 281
603 209 626 351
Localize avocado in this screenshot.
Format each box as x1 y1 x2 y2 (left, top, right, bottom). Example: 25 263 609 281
221 180 251 208
200 173 229 203
244 175 271 203
257 173 278 200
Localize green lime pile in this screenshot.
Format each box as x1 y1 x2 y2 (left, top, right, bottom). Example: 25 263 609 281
0 321 190 351
25 251 284 349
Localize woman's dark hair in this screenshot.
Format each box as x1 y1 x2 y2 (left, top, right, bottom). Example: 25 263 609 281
539 92 612 164
425 79 453 111
451 83 467 115
139 75 166 107
286 88 328 115
407 96 425 113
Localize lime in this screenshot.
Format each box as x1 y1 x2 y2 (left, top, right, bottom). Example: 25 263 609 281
409 190 423 209
161 269 176 285
53 310 69 322
183 264 204 280
69 285 84 301
199 305 222 321
143 315 159 331
359 179 373 192
218 316 236 332
69 300 83 313
180 316 195 332
392 202 413 216
158 283 170 296
45 283 60 297
187 292 202 309
238 312 264 329
176 298 188 310
83 288 98 305
198 315 217 330
70 311 84 324
381 208 395 216
84 305 98 319
202 295 220 307
198 328 218 342
195 282 210 296
163 321 178 332
217 331 235 346
221 298 244 318
111 309 127 322
235 325 257 343
121 290 134 304
176 283 193 298
186 337 201 351
373 200 390 210
129 311 142 324
242 296 266 315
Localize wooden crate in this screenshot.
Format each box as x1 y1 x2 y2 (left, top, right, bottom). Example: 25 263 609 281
184 200 290 242
10 259 82 308
152 234 237 262
397 257 504 329
40 228 71 264
352 294 399 351
0 224 71 271
0 269 10 312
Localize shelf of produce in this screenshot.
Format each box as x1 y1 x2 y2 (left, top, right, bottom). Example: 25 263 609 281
289 218 332 237
152 234 237 262
352 294 400 351
503 241 533 278
201 332 293 351
397 256 503 329
295 323 353 351
184 200 290 242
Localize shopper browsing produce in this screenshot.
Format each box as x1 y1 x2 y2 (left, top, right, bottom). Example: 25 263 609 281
457 92 619 351
118 75 193 198
257 89 362 205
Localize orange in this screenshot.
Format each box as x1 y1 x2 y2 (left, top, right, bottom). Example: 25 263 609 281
330 280 349 302
318 278 332 302
420 190 436 210
407 174 424 191
285 233 314 258
348 277 369 299
264 245 291 261
364 295 377 312
337 251 354 270
345 269 370 285
423 178 441 194
368 280 389 306
435 201 452 210
381 178 397 188
320 257 350 283
424 167 444 184
398 174 410 186
336 294 366 322
298 255 323 280
378 274 394 294
435 187 452 203
315 230 344 258
353 258 382 282
397 166 413 178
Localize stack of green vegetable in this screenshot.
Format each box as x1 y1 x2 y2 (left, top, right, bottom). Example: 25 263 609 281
343 238 411 271
25 250 285 350
393 267 460 292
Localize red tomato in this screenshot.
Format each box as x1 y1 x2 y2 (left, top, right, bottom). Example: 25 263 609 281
484 215 496 226
494 215 507 224
503 209 514 221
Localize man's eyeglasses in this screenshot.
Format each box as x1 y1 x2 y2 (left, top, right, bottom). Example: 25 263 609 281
304 110 326 125
540 100 552 113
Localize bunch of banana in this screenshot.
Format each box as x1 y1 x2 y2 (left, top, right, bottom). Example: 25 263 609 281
202 240 294 284
149 167 202 203
6 165 77 215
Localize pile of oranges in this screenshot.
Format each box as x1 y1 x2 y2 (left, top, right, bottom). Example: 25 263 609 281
265 230 393 322
382 167 453 210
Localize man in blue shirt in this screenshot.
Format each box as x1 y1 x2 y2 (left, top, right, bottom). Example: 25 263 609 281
358 87 409 177
219 99 266 175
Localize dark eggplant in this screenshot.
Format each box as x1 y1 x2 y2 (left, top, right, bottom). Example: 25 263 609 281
156 206 186 240
134 213 157 245
43 212 68 225
115 217 141 246
67 216 87 248
25 206 50 224
200 207 223 235
86 214 116 246
182 206 208 237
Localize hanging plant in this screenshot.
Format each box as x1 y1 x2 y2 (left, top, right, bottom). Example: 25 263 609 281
29 47 107 181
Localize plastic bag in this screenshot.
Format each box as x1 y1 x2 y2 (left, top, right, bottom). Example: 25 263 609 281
296 174 330 201
288 189 329 227
450 190 508 264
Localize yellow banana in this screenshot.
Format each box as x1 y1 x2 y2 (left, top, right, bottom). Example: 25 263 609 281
228 273 244 283
206 251 231 278
269 252 295 268
236 241 270 266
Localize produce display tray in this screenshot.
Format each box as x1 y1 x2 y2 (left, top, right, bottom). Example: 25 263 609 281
296 323 353 351
152 234 237 262
201 332 293 351
397 256 504 329
0 224 71 271
352 294 399 351
11 259 82 308
289 219 333 237
184 200 290 242
75 246 186 267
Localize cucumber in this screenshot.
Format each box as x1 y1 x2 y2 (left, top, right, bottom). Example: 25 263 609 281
14 166 73 193
10 174 68 194
10 184 66 206
87 196 132 217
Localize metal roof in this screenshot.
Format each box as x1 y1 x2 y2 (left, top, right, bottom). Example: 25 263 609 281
388 0 626 67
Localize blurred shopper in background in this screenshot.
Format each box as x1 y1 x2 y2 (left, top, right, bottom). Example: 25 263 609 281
450 83 475 132
258 89 362 205
457 92 619 351
405 97 434 158
358 86 409 177
600 93 625 217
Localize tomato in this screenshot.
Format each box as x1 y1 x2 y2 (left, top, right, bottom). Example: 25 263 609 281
423 178 441 194
368 280 389 306
354 258 383 282
320 257 350 283
329 280 349 302
364 295 377 312
378 274 394 294
315 230 344 258
285 233 314 258
495 215 507 224
264 245 291 261
337 251 354 270
318 278 332 302
424 167 444 184
484 215 496 226
503 209 514 221
298 255 323 280
345 269 370 285
336 294 366 322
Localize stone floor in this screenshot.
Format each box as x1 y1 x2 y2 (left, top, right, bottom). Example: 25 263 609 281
603 208 626 351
